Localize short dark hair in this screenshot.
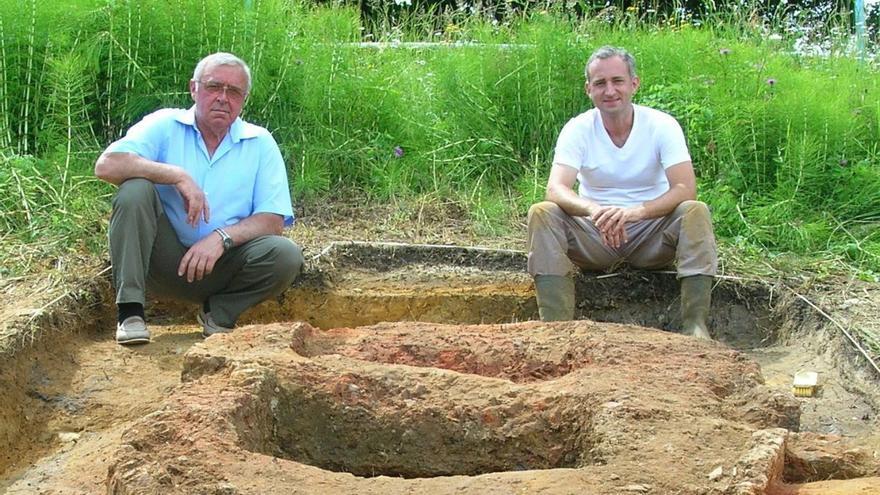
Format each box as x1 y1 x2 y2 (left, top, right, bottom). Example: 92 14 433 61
585 46 637 81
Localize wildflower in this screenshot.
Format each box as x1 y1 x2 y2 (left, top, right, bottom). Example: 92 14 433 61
719 48 731 56
393 146 404 158
766 78 777 86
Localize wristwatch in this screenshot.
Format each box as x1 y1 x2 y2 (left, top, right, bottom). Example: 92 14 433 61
214 228 234 252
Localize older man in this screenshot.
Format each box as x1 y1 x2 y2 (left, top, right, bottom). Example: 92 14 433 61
95 52 303 345
527 46 717 339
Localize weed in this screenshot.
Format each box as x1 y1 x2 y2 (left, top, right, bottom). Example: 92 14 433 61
0 0 877 278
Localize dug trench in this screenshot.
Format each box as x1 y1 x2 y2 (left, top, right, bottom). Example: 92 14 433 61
1 242 879 494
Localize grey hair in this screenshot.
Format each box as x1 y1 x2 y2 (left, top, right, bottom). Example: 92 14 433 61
585 46 637 81
193 52 252 93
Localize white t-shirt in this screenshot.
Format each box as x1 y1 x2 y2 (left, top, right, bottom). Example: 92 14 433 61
553 104 691 207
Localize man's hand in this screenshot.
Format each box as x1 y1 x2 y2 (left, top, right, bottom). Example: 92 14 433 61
592 205 645 249
592 206 627 248
178 233 224 282
175 175 210 227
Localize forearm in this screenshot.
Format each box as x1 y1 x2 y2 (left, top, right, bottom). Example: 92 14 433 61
634 182 696 221
631 161 699 221
546 182 600 218
222 213 285 247
95 152 187 186
178 213 284 283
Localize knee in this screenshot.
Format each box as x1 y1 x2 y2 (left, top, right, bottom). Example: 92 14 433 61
528 201 566 227
676 200 716 252
267 237 304 286
113 178 155 208
676 200 711 220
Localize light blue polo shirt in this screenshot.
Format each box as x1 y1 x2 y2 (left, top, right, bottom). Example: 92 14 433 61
106 107 294 247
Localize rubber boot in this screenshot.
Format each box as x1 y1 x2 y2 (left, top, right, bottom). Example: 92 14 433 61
680 275 713 340
534 275 575 322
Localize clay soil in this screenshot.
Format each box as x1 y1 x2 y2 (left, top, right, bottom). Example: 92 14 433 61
2 202 880 494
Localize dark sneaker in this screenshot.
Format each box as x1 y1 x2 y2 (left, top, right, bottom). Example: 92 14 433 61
116 316 150 345
197 309 233 338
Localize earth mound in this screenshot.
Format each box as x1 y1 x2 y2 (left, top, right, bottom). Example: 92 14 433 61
109 319 811 494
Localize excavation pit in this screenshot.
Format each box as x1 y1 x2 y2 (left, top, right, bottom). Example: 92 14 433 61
2 242 879 494
237 323 593 478
113 320 801 493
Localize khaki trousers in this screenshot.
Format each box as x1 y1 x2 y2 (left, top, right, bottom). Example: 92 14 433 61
109 178 303 327
527 200 717 278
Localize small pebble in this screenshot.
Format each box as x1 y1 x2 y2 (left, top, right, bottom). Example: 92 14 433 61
58 432 80 443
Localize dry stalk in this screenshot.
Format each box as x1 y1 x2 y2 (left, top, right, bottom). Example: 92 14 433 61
792 291 880 377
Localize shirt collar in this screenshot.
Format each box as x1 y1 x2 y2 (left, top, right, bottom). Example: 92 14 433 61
176 106 260 142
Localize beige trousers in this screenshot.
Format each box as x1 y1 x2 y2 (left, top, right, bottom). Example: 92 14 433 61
527 200 717 278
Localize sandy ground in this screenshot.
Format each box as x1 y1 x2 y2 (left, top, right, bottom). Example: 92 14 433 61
3 317 878 494
1 205 880 494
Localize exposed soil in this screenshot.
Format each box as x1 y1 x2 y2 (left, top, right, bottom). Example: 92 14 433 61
1 203 880 494
99 320 842 494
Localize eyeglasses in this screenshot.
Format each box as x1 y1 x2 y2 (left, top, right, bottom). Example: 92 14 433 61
196 80 247 100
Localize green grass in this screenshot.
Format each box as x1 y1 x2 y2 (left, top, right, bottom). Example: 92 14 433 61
0 0 878 281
